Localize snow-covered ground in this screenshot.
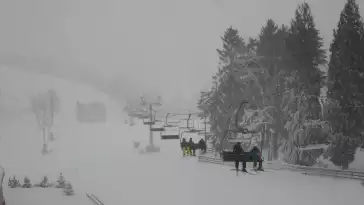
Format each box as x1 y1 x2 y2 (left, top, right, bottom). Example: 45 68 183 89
0 67 362 205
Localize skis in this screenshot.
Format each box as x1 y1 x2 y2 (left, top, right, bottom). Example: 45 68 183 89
86 193 104 205
229 168 257 175
229 168 265 175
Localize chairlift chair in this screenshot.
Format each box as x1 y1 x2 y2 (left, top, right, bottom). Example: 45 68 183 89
160 113 180 139
178 115 205 141
139 114 149 119
150 127 165 132
220 101 264 163
150 120 165 132
160 112 203 140
197 131 214 136
161 135 180 140
127 112 139 118
161 126 180 140
143 111 156 125
131 110 148 119
143 120 155 125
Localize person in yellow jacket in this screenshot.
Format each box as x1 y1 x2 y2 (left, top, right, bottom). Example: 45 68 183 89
180 138 188 156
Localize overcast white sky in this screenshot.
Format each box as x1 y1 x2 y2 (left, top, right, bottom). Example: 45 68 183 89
0 0 361 103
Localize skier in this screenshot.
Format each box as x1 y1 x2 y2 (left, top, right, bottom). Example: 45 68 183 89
233 142 247 172
180 138 188 156
250 146 264 171
198 138 207 153
188 138 196 156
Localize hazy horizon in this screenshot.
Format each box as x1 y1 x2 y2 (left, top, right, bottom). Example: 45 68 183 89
0 0 360 106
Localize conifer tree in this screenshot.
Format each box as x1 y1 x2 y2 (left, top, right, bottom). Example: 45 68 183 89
327 0 364 169
285 2 326 120
64 182 75 196
255 19 290 160
198 27 245 141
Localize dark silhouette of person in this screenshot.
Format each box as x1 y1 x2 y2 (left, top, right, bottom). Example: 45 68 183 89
198 138 207 153
233 142 247 172
188 138 196 156
250 146 264 171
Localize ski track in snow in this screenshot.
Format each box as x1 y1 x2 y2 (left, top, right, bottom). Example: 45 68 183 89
0 66 362 205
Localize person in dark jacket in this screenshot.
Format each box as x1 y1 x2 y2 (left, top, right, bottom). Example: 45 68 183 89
233 142 247 172
198 138 207 153
188 138 196 156
233 142 243 170
250 146 264 171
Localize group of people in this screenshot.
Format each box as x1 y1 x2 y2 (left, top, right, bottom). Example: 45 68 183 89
233 142 264 172
180 138 207 156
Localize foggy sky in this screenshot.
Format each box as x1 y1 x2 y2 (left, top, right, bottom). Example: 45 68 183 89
0 0 360 103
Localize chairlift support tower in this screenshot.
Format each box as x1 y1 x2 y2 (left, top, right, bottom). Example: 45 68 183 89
140 96 162 151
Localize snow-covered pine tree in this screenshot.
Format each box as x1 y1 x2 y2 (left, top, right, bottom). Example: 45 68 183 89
255 19 290 160
40 176 49 188
327 0 364 170
279 2 327 165
8 176 21 188
285 2 326 120
198 27 240 142
64 182 75 196
22 176 31 188
56 173 66 188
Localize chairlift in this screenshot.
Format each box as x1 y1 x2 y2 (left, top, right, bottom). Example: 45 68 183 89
159 113 179 139
143 110 156 125
165 120 180 127
129 109 148 119
150 121 165 132
164 113 176 127
179 114 206 141
160 112 203 140
179 115 196 129
220 101 263 163
139 114 149 119
143 120 155 125
127 111 139 118
182 114 206 135
198 131 214 136
150 127 165 132
161 126 180 139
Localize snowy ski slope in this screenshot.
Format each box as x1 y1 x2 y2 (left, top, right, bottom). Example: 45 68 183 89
0 67 362 205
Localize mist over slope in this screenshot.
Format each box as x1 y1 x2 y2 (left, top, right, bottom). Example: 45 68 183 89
0 66 127 183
